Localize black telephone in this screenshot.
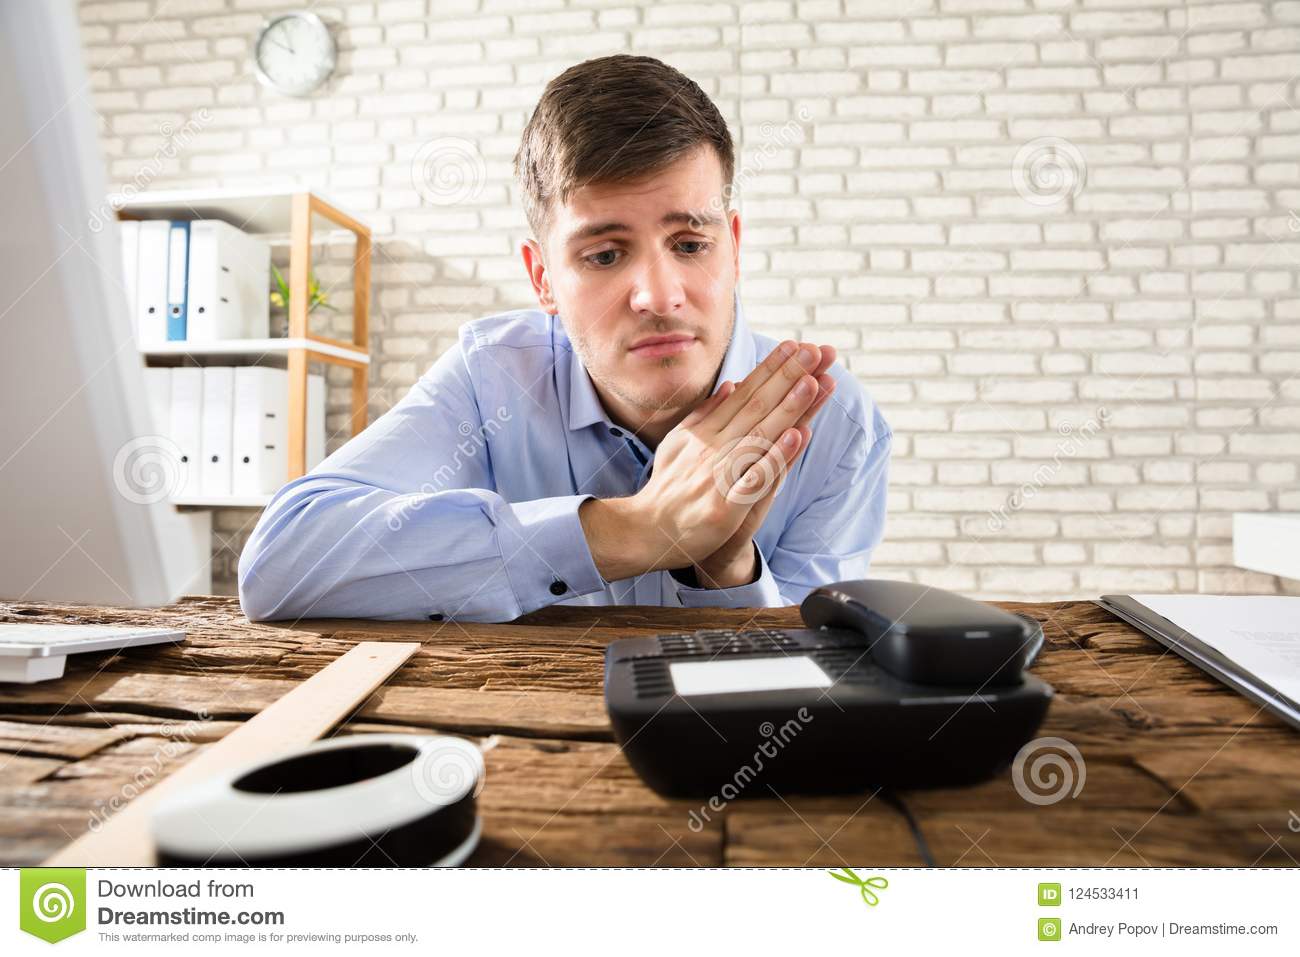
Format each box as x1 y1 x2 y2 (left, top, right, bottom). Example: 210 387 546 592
604 579 1052 797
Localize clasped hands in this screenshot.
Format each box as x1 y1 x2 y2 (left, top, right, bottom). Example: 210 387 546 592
579 340 838 588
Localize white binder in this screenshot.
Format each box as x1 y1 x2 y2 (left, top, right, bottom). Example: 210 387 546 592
199 367 235 497
308 372 326 470
187 220 271 342
168 367 204 498
232 367 288 496
118 220 140 325
134 220 171 346
142 367 171 437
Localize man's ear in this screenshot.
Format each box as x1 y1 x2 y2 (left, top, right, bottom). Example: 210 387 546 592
728 208 742 277
521 238 558 315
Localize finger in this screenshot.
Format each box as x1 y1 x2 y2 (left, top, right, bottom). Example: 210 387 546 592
680 379 734 428
704 341 821 438
732 458 784 536
793 373 836 431
790 425 813 470
728 427 805 543
723 427 801 506
698 340 796 432
720 344 822 443
810 343 837 380
731 362 819 458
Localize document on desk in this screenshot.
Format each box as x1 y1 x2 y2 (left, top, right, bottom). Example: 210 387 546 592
1097 594 1300 731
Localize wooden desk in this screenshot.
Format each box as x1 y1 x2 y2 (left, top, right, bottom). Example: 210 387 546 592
1 597 1298 867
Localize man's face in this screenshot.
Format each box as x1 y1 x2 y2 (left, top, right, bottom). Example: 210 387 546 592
522 145 741 428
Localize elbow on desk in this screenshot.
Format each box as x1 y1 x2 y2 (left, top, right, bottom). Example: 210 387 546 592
237 524 331 622
235 478 330 622
236 530 291 622
237 577 277 623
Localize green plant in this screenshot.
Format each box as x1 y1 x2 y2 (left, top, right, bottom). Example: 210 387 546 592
270 263 338 314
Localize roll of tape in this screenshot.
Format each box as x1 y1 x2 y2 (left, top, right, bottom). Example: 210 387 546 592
151 734 484 867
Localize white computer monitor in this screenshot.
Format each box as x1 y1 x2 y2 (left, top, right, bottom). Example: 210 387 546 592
0 0 207 606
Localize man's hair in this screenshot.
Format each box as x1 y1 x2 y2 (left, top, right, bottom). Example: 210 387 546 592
514 54 735 243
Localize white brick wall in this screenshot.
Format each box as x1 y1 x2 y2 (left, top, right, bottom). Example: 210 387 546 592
77 0 1299 599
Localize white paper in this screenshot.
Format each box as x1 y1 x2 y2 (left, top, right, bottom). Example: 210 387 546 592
1132 594 1300 703
669 655 832 697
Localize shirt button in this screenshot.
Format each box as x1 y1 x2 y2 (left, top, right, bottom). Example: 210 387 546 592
427 613 443 621
549 580 568 596
609 427 622 437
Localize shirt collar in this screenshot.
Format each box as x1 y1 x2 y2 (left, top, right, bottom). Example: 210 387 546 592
565 290 754 433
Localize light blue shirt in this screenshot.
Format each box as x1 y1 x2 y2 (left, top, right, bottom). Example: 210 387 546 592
238 295 892 622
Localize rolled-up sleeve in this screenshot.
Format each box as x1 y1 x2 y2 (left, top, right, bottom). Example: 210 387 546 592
237 346 605 623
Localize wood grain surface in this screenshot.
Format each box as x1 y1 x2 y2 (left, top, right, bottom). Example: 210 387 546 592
1 595 1298 867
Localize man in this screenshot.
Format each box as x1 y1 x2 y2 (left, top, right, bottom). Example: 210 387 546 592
238 54 892 623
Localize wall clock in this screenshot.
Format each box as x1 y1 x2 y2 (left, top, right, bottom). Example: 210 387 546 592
254 12 336 97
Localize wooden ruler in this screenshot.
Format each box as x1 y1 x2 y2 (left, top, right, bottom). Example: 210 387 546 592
44 640 419 867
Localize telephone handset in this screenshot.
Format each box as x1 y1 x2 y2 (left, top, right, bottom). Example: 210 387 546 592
800 578 1045 686
604 579 1052 797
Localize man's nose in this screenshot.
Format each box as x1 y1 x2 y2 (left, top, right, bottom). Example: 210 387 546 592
629 252 685 317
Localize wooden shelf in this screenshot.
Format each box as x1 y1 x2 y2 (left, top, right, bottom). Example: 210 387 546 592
142 337 370 365
119 187 371 491
117 185 357 237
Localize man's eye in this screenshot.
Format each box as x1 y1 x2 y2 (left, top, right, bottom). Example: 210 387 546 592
675 241 711 255
585 249 621 267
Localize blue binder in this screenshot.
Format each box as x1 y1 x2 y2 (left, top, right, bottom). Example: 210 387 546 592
165 220 189 340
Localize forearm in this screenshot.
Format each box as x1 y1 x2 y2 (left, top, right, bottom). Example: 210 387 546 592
576 496 663 582
238 476 603 622
693 541 760 589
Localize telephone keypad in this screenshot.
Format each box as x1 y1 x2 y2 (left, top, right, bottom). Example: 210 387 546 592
651 627 867 660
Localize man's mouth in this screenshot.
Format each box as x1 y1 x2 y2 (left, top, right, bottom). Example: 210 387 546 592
628 334 697 359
